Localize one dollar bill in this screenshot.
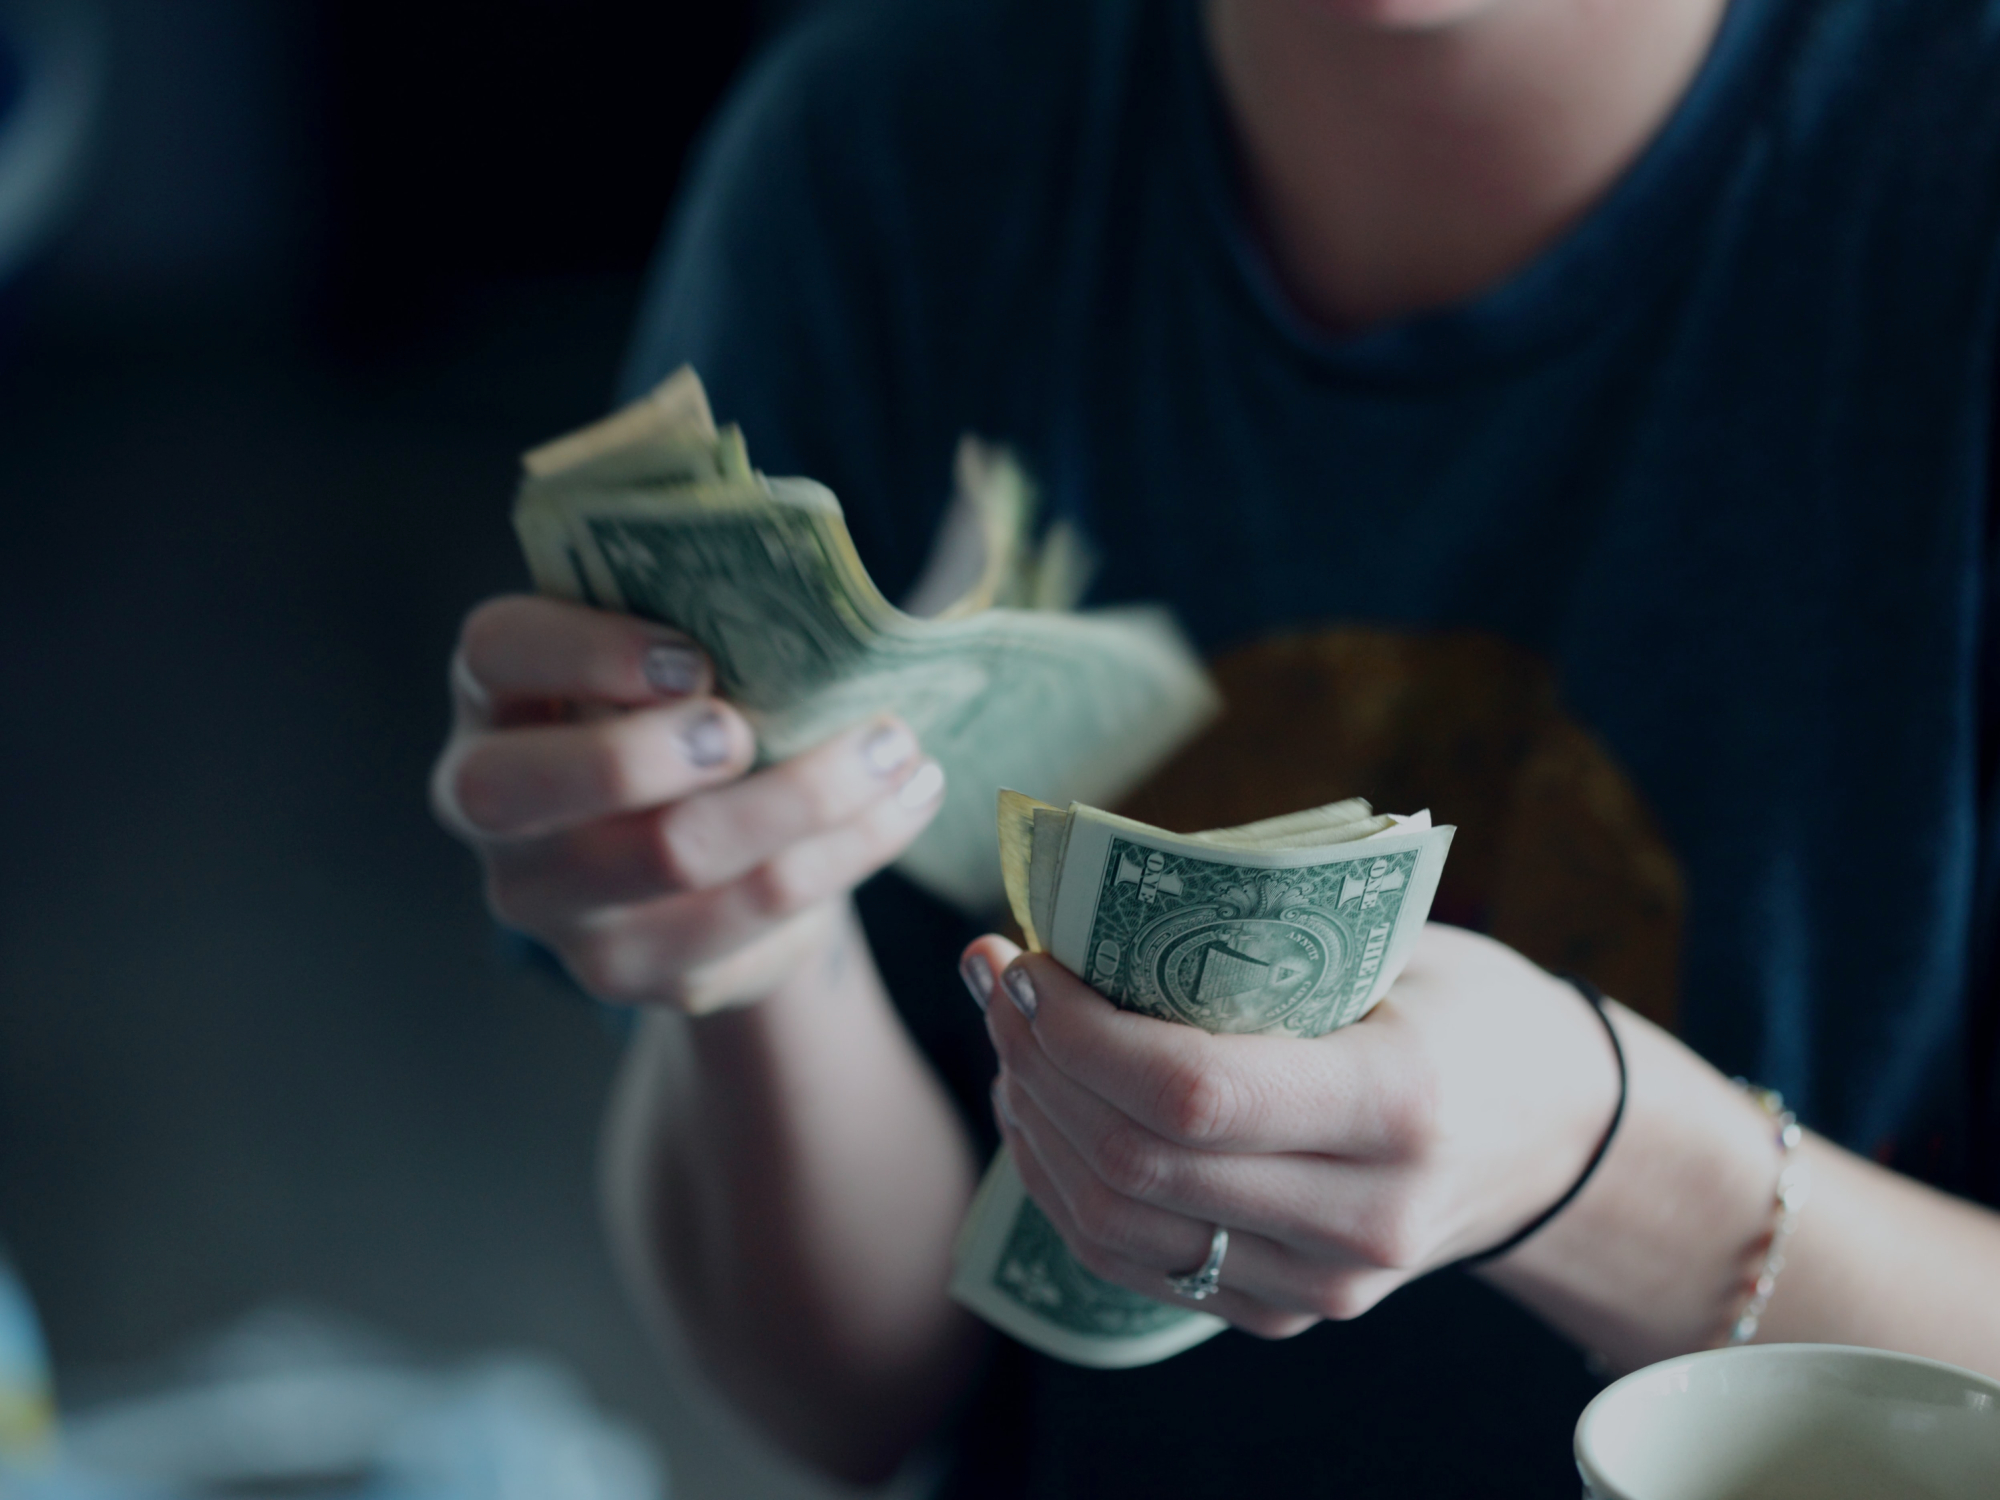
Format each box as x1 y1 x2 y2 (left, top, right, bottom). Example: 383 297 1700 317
950 792 1454 1367
511 368 1220 914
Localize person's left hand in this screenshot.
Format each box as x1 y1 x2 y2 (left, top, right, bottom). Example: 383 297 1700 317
965 923 1622 1337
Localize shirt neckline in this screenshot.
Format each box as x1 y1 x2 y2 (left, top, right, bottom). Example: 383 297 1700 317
1175 0 1802 385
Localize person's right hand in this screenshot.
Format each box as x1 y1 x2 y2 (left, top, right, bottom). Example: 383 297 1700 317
430 595 945 1013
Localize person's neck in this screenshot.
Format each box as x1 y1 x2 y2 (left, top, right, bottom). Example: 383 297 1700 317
1206 0 1732 330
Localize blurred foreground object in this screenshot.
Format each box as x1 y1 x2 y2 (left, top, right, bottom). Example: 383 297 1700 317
0 1247 56 1471
0 0 102 287
9 1305 665 1499
513 366 1219 914
952 794 1452 1366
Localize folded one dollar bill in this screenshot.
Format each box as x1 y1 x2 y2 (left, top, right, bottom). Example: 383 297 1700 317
950 792 1455 1367
512 368 1220 914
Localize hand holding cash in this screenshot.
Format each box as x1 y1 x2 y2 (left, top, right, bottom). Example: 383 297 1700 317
437 366 1219 1016
432 590 956 1013
512 367 1219 917
958 796 1627 1369
952 792 1455 1365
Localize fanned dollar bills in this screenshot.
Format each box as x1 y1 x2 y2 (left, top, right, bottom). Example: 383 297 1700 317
512 368 1220 914
950 792 1455 1367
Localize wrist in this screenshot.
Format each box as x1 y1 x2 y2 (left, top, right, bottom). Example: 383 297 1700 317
677 900 858 1018
683 900 886 1055
1460 974 1627 1267
1475 1006 1782 1369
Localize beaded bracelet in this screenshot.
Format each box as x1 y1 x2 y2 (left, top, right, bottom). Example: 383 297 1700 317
1724 1081 1812 1345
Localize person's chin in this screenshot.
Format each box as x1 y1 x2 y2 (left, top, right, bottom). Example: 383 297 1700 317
1294 0 1504 30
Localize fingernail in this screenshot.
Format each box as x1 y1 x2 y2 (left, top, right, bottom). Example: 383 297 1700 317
991 1078 1020 1131
897 760 945 810
860 722 917 776
644 643 703 696
960 952 994 1011
1002 964 1037 1022
679 709 732 768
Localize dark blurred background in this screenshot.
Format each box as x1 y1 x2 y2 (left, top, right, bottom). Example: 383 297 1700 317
0 2 833 1494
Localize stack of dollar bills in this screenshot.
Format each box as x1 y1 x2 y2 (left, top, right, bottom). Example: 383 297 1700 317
949 792 1454 1366
513 368 1220 914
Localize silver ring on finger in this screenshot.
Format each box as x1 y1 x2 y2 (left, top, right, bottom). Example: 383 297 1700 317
1165 1224 1229 1301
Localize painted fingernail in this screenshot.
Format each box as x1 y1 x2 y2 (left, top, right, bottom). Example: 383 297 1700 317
643 643 703 696
1002 964 1037 1022
991 1078 1020 1131
860 722 917 776
960 952 994 1011
897 760 945 810
679 709 732 768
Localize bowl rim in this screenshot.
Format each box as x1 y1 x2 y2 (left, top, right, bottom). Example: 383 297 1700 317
1573 1342 2000 1500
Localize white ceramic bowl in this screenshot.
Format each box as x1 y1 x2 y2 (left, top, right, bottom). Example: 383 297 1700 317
1575 1344 2000 1500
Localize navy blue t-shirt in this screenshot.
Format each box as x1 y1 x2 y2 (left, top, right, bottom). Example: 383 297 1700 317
623 0 2000 1492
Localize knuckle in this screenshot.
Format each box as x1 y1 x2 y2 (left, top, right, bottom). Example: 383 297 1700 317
763 844 835 915
740 856 813 920
1152 1056 1240 1147
1377 1060 1444 1159
1312 1272 1392 1320
1066 1181 1125 1249
459 596 548 695
849 797 913 867
578 732 644 811
648 809 707 891
1351 1204 1428 1272
1304 1271 1377 1323
1238 1309 1318 1341
781 759 849 829
459 597 521 667
1065 1234 1126 1284
1093 1126 1170 1201
568 935 654 1003
660 802 745 892
448 747 515 835
1065 1182 1152 1265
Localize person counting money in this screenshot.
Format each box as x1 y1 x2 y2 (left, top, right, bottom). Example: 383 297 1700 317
429 0 2000 1494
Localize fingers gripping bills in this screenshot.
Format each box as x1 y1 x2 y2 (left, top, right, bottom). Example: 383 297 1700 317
951 793 1454 1367
512 368 1220 915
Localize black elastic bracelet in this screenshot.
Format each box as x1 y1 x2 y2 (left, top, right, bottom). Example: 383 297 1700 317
1459 974 1628 1267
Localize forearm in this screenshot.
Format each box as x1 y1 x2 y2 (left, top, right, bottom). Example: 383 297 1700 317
601 904 986 1483
1481 1003 2000 1379
1750 1132 2000 1374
